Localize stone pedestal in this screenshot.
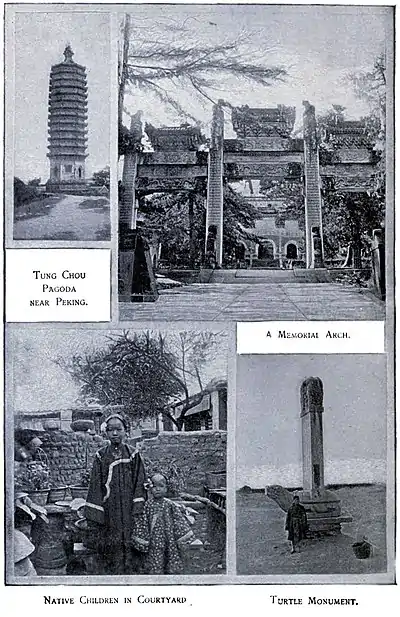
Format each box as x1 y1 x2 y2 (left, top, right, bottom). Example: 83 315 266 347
118 230 158 302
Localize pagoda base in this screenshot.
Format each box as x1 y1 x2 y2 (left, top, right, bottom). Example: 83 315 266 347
46 180 92 195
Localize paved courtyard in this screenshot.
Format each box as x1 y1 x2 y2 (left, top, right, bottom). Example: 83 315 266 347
119 282 385 321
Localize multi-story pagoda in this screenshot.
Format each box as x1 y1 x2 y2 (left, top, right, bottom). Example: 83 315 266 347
46 44 88 192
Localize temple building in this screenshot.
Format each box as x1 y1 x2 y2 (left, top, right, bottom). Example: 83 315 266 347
232 180 304 267
46 44 88 192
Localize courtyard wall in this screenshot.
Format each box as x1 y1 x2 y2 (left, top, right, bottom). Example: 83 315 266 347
35 429 227 494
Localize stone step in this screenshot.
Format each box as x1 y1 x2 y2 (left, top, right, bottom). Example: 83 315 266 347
208 269 331 284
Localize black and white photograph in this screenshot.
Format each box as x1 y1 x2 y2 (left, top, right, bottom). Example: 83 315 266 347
117 5 391 322
1 1 396 611
7 327 227 581
235 354 393 581
9 10 111 241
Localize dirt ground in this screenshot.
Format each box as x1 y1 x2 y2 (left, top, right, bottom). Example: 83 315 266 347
236 485 387 576
183 507 226 574
14 194 110 240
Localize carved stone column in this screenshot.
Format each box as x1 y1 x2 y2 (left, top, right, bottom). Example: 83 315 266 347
205 103 224 267
298 377 352 534
303 101 324 268
119 112 143 231
300 377 325 496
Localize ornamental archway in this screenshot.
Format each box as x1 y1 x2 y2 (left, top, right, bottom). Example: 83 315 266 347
119 103 379 272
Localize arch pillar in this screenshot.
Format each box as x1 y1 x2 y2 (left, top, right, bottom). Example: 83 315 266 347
303 101 325 268
205 103 224 267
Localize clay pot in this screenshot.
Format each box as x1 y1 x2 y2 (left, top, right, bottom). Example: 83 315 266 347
205 471 226 489
34 539 68 575
47 487 69 503
28 489 50 506
70 486 88 500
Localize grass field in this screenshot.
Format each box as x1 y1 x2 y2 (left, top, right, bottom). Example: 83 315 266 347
236 485 387 576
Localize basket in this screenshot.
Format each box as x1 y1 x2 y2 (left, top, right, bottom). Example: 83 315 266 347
352 541 372 559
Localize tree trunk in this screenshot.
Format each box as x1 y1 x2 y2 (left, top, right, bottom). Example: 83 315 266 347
353 239 362 269
352 216 362 269
118 14 131 136
188 193 196 269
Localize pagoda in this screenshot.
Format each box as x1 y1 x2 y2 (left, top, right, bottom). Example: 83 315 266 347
46 44 88 193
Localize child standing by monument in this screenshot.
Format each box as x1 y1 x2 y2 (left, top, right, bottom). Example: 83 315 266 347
285 495 308 554
131 473 195 574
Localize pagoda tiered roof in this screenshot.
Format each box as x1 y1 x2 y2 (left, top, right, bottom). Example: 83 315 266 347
47 45 88 159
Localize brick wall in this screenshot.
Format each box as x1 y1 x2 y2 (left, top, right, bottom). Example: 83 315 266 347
34 429 226 494
139 430 227 495
40 430 104 487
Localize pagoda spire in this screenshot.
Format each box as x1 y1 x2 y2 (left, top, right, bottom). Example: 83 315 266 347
63 43 74 62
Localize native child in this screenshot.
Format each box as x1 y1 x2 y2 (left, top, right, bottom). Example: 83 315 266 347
285 495 308 554
131 472 195 574
84 414 147 574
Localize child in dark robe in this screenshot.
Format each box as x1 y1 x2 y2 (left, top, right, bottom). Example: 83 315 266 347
285 495 308 554
84 414 147 574
131 473 195 574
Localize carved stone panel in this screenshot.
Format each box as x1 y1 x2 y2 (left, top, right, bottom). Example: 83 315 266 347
135 177 198 193
320 163 376 177
137 164 207 179
145 123 206 151
332 176 377 192
231 105 296 138
224 161 303 179
224 152 303 164
142 151 199 165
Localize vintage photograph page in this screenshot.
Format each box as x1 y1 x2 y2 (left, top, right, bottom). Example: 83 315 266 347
2 2 396 614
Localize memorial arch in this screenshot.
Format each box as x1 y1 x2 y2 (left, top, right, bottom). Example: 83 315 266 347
119 102 379 271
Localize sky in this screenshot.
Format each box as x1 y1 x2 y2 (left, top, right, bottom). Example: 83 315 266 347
13 11 110 182
11 6 390 181
236 354 387 487
122 4 391 136
8 328 228 413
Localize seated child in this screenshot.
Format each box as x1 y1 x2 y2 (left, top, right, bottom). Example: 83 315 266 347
131 473 195 574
